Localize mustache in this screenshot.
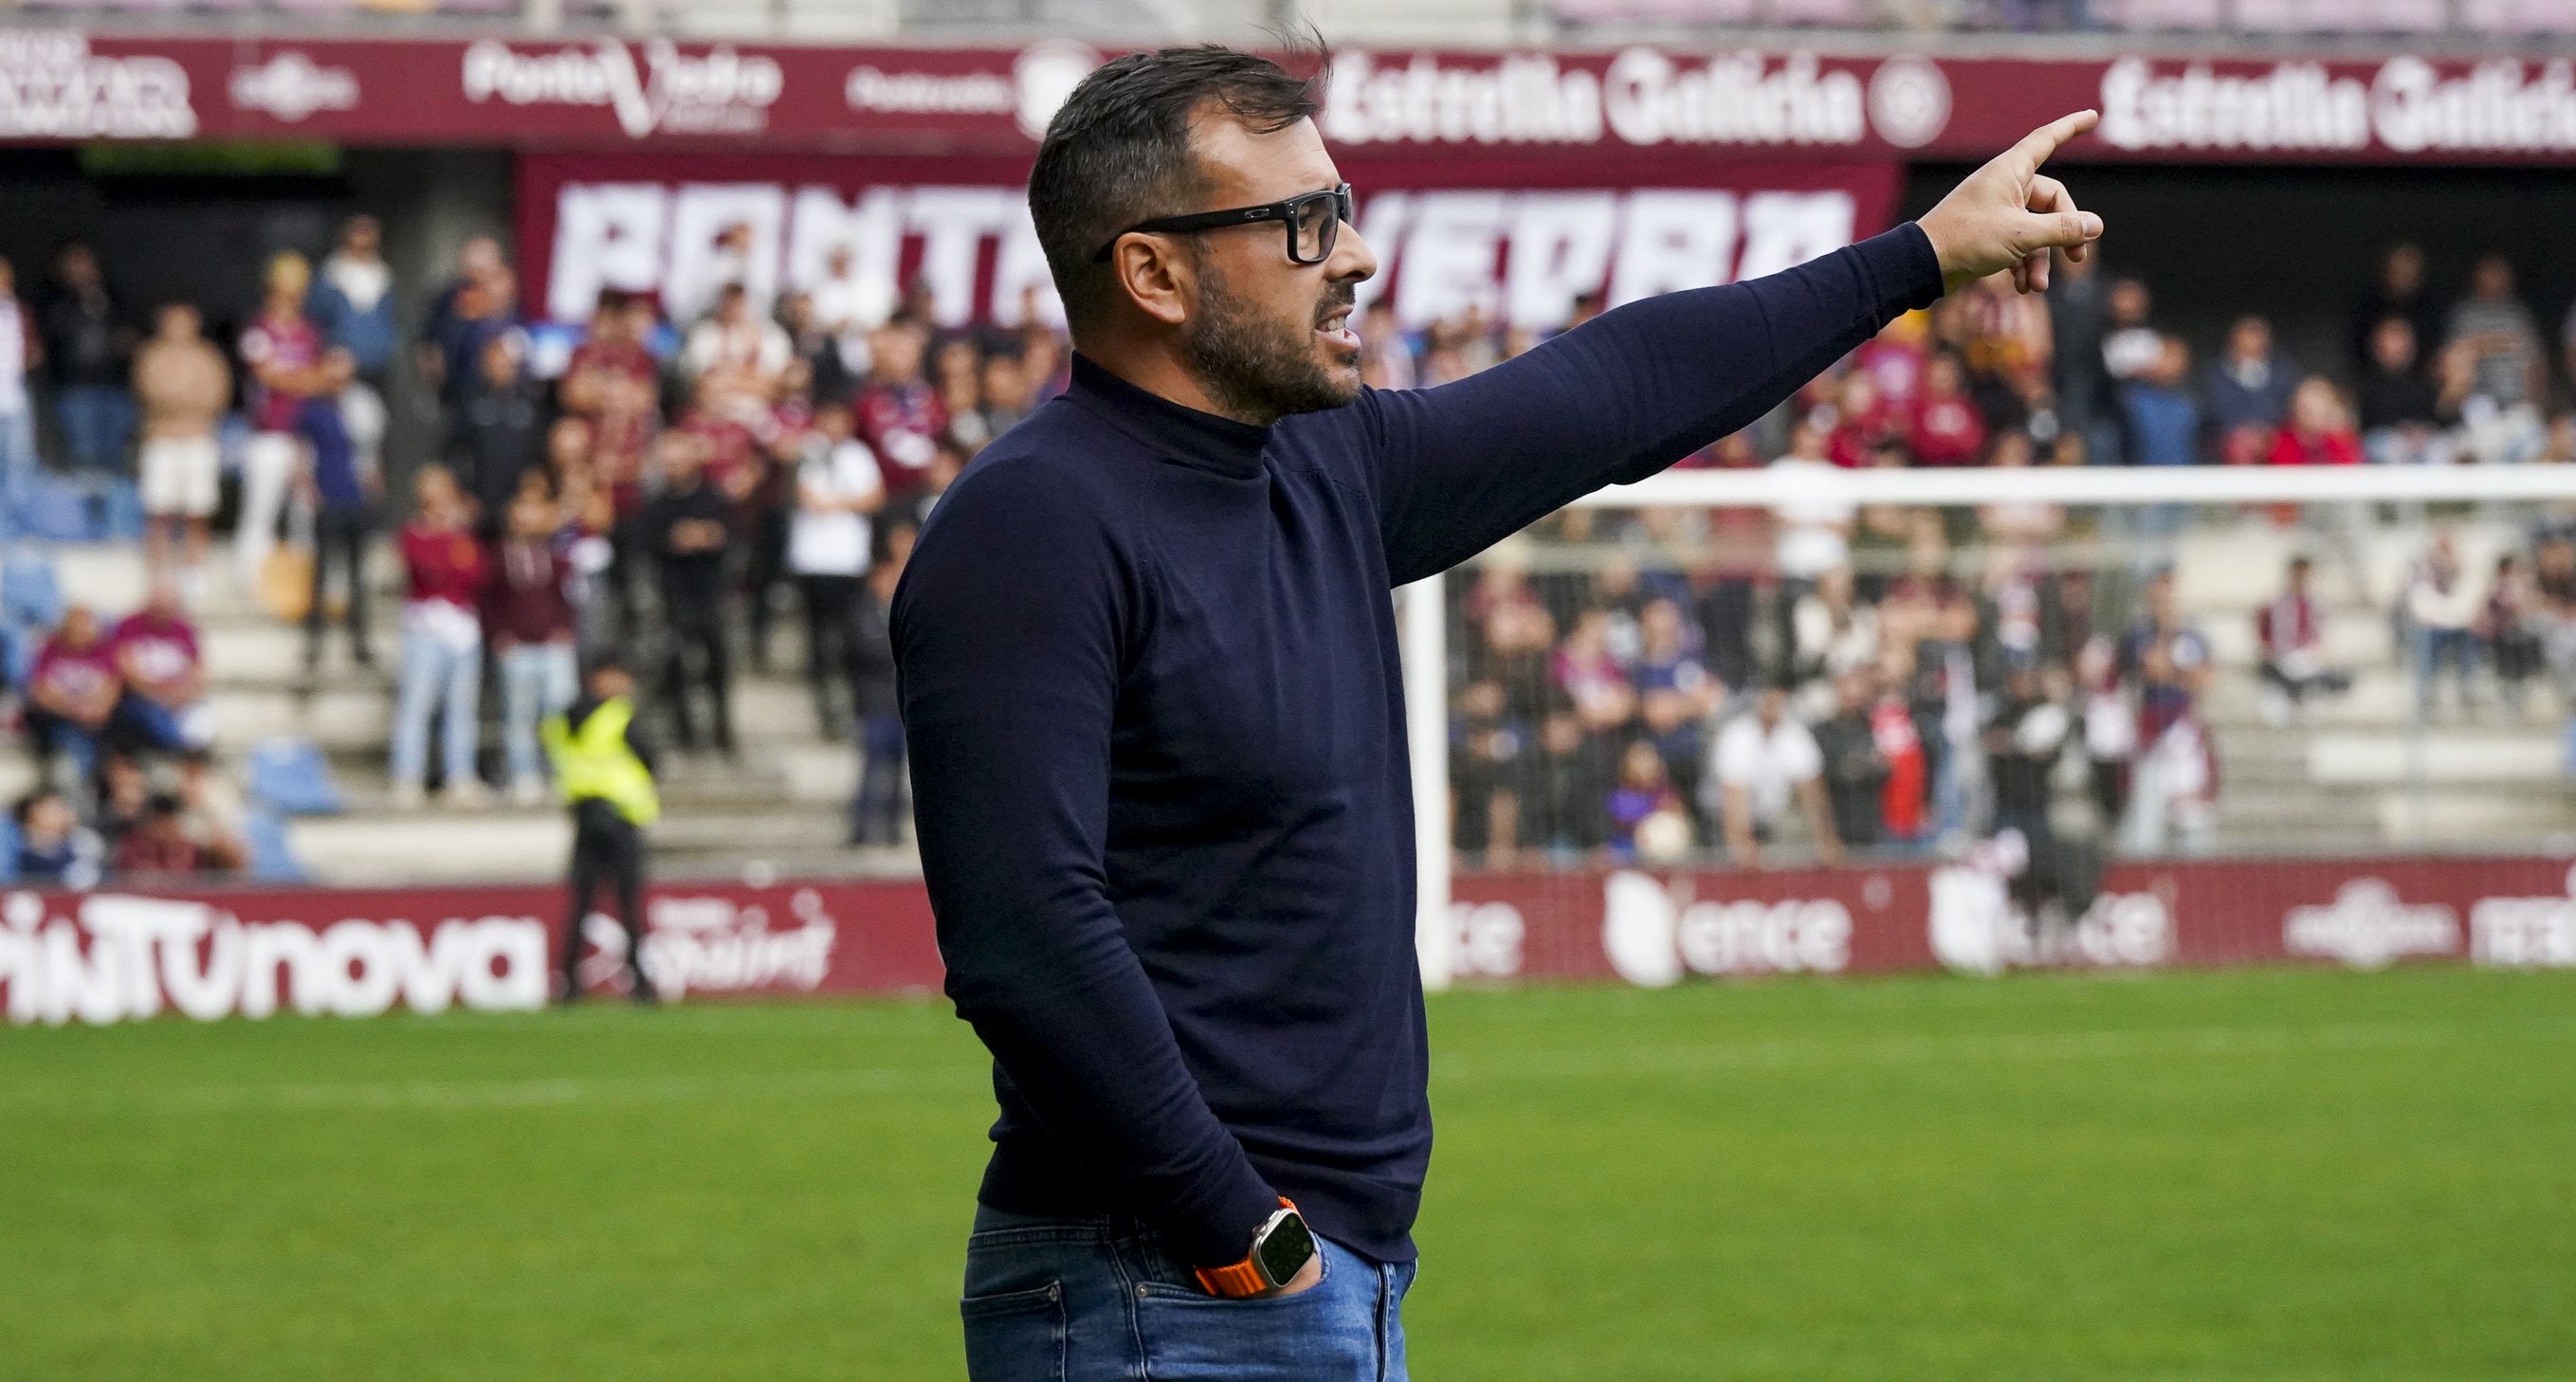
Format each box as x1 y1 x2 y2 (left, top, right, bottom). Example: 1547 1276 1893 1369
1314 286 1357 327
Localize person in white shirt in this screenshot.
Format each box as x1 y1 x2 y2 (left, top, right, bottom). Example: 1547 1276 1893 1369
682 282 793 420
788 399 886 738
1768 420 1856 589
1703 685 1845 868
0 256 41 523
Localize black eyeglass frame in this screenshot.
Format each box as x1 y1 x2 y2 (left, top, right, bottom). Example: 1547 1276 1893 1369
1089 184 1355 265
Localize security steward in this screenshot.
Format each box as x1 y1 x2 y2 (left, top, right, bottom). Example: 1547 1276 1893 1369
542 654 661 1004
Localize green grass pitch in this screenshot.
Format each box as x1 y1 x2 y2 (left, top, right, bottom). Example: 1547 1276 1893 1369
5 964 2571 1381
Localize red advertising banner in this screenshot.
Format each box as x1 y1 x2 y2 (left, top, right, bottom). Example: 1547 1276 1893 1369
8 29 2575 165
8 854 2573 1024
512 151 1897 331
0 876 942 1027
1446 854 2576 986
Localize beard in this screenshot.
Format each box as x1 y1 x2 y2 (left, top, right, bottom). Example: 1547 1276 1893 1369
1179 263 1359 425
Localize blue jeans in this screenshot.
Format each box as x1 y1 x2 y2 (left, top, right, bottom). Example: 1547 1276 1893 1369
54 384 133 476
0 409 34 531
500 642 578 785
391 626 482 789
2414 626 2479 713
849 712 907 844
959 1204 1416 1382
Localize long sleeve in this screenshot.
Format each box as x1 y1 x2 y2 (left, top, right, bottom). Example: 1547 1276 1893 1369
1355 224 1945 586
890 472 1281 1268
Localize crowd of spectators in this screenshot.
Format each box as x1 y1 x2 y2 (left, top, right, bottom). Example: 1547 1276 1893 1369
1435 239 2576 870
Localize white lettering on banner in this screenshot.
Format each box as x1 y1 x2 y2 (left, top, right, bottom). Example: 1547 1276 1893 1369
1600 870 1853 988
461 39 781 138
0 30 195 139
2281 880 2458 970
835 39 1105 139
0 892 546 1027
1447 901 1527 980
228 51 359 124
544 182 1856 332
575 889 838 999
1325 49 1877 150
2100 57 2576 156
1603 49 1864 149
2469 864 2576 969
1927 864 2171 977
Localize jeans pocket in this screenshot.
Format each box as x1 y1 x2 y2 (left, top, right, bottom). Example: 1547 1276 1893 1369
959 1280 1066 1382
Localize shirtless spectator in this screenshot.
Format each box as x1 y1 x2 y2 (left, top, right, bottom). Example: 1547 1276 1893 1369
131 302 230 594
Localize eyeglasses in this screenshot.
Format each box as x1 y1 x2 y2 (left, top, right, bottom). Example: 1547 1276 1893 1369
1091 184 1355 266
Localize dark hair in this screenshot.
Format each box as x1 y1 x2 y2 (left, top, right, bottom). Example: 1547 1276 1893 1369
1027 43 1323 330
585 654 629 682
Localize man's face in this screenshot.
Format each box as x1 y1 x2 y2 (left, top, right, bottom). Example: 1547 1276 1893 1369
2372 318 2417 372
1166 114 1379 422
346 218 381 258
2232 318 2270 361
61 245 98 289
158 304 200 341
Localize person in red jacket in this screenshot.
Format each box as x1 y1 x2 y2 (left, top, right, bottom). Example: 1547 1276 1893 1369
486 482 580 805
1909 350 1989 466
2268 378 2363 465
390 464 491 808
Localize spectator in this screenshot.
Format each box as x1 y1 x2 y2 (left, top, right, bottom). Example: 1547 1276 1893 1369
1822 371 1900 469
2445 253 2549 465
644 430 738 755
1552 608 1636 736
449 332 544 532
299 348 378 672
789 400 885 738
1705 686 1843 868
1813 667 1891 851
776 288 856 407
2123 335 2201 470
853 320 947 492
1983 664 2071 852
93 752 150 853
39 241 132 481
810 242 893 380
880 432 967 561
1520 703 1614 864
2269 379 2363 466
1854 310 1929 419
2099 277 2162 386
2350 242 2442 376
2532 532 2576 705
2117 571 2218 856
1606 739 1690 864
2048 245 2116 460
977 350 1030 441
2483 553 2544 717
111 791 203 880
2356 317 2450 466
2255 555 2351 724
2405 530 2482 718
2202 315 2298 464
846 526 908 846
2075 635 2134 832
1789 565 1880 694
390 465 490 808
236 251 327 589
1633 596 1721 806
10 787 102 889
309 214 399 391
23 606 120 788
1909 352 1989 466
1769 421 1857 604
420 237 513 409
0 256 36 518
109 578 211 755
683 282 792 415
132 301 231 593
174 748 247 874
931 334 990 451
1872 653 1934 847
488 486 580 806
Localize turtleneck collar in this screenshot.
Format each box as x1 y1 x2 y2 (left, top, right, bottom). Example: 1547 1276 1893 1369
1066 352 1270 480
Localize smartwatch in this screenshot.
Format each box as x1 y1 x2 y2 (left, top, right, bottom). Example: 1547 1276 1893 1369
1193 1197 1317 1298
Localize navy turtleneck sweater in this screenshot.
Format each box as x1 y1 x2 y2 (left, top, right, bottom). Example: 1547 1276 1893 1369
892 223 1945 1269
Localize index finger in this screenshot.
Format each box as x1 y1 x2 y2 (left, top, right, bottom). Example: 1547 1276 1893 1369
2006 109 2101 177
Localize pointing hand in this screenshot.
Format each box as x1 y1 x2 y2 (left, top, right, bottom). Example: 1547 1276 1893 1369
1916 110 2106 297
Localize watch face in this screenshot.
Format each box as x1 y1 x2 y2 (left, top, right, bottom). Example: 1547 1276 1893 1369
1255 1211 1316 1286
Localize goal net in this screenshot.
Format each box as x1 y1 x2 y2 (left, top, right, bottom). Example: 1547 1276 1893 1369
1402 464 2576 990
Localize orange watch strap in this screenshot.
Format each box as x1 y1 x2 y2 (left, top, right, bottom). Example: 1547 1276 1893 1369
1193 1197 1297 1297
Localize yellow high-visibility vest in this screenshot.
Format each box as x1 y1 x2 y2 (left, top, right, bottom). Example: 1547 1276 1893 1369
539 696 660 827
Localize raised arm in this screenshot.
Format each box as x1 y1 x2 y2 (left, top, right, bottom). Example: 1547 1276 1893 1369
1359 112 2105 587
891 474 1282 1269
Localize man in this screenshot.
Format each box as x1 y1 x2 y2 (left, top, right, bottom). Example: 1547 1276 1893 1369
1706 685 1846 869
309 214 399 390
236 252 327 588
1814 667 1890 851
108 577 212 755
448 332 544 532
23 605 121 788
2117 569 2218 856
643 430 737 755
0 256 39 522
851 319 946 492
299 348 378 671
894 45 2098 1379
2255 555 2351 724
2201 315 2298 465
542 655 659 1004
41 241 132 482
132 302 231 591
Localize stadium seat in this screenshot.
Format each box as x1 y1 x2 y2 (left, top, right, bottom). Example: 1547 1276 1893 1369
12 478 99 544
242 809 309 884
1 552 63 632
246 737 347 817
0 812 18 884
